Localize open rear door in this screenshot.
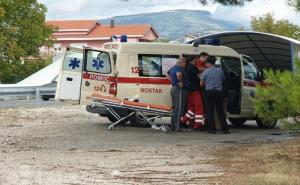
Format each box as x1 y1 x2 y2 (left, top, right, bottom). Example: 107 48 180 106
79 48 115 105
55 47 83 102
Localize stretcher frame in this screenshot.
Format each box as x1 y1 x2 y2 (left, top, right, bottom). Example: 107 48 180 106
91 94 172 132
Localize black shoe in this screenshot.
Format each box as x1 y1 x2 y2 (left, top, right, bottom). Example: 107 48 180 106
222 130 230 134
208 130 217 134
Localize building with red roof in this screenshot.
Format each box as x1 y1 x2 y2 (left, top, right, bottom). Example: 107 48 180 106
45 20 159 53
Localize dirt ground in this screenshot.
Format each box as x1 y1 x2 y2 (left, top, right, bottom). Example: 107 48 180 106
0 105 297 185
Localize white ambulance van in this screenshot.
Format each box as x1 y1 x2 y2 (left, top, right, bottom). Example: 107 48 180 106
56 42 276 128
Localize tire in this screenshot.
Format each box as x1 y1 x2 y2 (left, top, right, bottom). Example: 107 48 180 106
129 113 153 128
228 118 247 127
256 119 277 129
106 114 129 125
42 97 50 101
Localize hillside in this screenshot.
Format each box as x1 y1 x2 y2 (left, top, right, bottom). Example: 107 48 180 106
100 9 243 40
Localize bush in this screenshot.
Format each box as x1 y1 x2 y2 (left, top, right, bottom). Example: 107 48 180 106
254 60 300 131
0 59 51 84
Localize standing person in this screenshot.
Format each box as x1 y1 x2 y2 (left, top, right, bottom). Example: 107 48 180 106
181 56 204 130
200 56 230 134
196 52 209 73
196 52 209 107
166 57 188 131
214 64 230 130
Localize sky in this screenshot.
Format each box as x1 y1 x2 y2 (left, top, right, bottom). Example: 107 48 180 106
38 0 300 26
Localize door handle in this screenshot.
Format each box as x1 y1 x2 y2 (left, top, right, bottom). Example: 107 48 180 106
67 77 73 81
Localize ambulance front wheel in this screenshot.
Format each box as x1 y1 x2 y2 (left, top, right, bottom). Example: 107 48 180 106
129 113 152 128
256 119 277 129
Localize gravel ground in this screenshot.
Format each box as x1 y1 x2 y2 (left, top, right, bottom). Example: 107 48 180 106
0 105 294 185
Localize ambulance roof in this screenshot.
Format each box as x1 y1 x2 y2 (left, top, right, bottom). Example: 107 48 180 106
103 42 240 58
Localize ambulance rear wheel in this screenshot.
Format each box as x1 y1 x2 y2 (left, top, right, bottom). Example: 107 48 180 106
228 118 247 127
129 113 152 128
107 114 129 125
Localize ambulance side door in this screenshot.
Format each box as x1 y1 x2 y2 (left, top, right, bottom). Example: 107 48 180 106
80 48 115 105
56 47 83 102
240 55 261 113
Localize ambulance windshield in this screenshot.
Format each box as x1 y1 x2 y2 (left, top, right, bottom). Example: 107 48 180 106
242 57 260 81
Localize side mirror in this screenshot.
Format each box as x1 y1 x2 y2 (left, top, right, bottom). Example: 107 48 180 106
257 71 264 82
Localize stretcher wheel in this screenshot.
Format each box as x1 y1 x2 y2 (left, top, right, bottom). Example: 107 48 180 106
161 125 170 133
107 125 114 131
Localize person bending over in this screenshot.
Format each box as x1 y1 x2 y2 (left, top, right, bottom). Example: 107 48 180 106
181 56 204 130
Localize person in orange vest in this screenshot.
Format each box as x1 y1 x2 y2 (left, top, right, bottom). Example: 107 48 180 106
195 52 209 73
181 56 205 130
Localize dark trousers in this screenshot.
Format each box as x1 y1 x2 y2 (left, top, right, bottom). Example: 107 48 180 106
170 86 187 130
205 90 229 132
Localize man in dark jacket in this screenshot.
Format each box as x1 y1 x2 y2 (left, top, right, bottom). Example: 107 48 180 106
181 56 205 129
200 56 230 134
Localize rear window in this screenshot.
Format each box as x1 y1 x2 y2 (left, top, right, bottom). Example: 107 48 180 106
138 54 179 77
62 50 83 72
86 50 111 74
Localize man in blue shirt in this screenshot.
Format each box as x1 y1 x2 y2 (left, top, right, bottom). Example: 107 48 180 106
167 57 188 131
201 56 230 134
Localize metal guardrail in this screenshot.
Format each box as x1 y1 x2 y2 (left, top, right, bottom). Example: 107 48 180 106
0 86 56 102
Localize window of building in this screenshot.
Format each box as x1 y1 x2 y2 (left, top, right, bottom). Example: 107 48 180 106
53 43 62 52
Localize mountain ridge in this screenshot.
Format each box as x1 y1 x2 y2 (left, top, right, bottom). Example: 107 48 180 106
100 9 243 40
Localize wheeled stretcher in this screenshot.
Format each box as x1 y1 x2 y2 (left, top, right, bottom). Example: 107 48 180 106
91 93 173 132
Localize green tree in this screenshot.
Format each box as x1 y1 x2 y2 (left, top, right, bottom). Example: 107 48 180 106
254 60 300 131
251 13 300 40
0 0 55 61
0 59 51 83
288 0 300 11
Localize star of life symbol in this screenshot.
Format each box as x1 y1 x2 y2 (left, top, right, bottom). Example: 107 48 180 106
93 58 104 70
69 58 80 69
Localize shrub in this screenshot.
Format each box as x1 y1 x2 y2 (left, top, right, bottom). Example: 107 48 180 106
0 59 51 84
254 60 300 131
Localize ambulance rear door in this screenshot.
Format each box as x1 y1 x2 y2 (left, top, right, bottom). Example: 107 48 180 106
80 48 115 105
56 47 83 102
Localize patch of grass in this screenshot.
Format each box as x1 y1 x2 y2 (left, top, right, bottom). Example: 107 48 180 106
214 137 300 185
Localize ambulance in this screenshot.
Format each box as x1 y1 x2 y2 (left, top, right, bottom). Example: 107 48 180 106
56 42 276 128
